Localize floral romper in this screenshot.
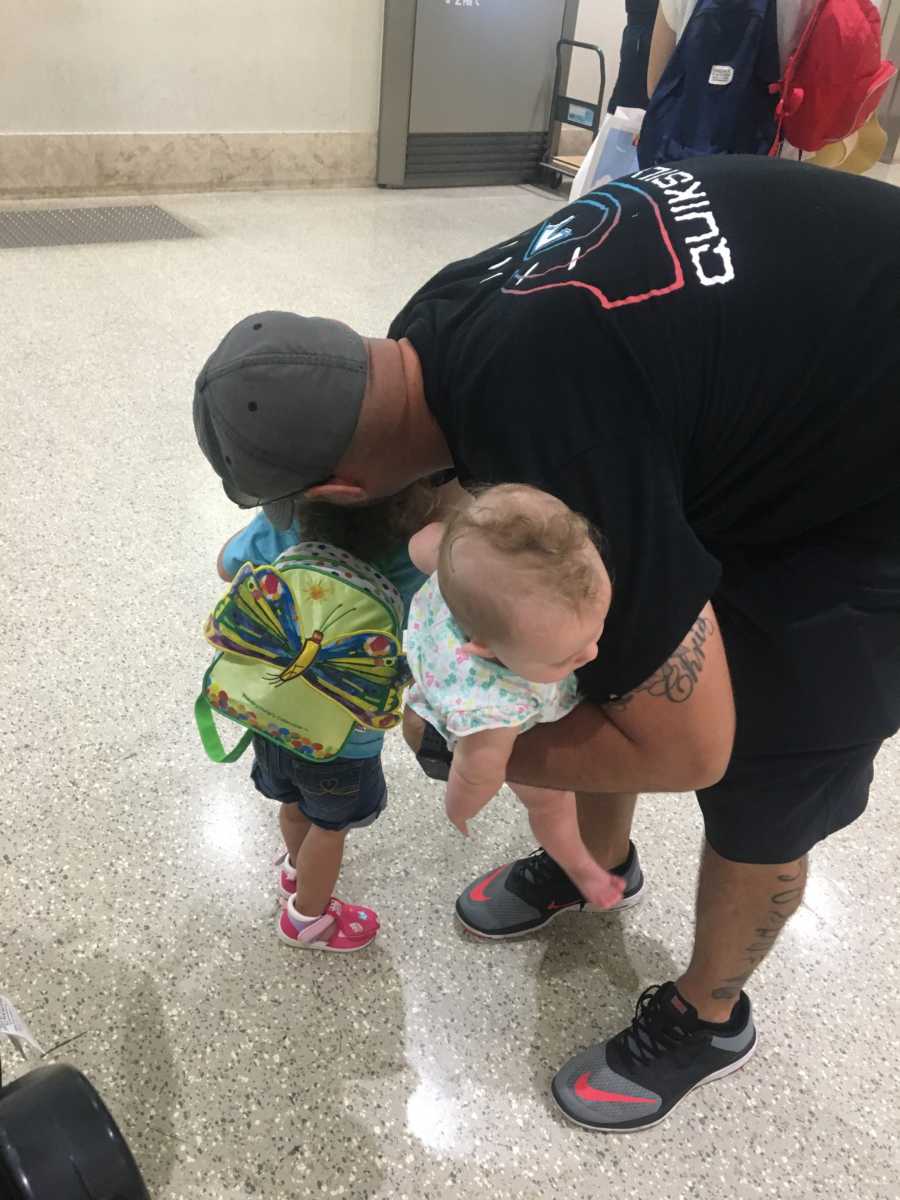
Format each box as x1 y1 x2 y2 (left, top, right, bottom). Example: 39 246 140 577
405 575 579 747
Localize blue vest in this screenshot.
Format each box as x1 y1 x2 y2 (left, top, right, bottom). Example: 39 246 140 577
638 0 780 168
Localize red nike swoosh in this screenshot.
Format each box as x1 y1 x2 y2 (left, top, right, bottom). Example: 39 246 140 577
469 866 507 903
574 1073 656 1104
547 900 580 911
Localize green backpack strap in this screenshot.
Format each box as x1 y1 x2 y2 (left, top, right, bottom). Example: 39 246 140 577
194 693 254 764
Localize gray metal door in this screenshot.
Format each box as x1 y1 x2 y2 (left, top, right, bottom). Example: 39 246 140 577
409 0 566 134
378 0 578 187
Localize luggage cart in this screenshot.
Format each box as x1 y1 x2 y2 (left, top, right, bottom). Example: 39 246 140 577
540 39 606 189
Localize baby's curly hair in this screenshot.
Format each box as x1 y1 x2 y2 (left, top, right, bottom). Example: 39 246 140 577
438 484 605 644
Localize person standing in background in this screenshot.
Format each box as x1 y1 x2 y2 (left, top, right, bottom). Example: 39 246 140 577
647 0 817 95
608 0 660 111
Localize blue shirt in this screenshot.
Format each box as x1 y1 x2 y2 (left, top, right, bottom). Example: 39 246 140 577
221 511 425 758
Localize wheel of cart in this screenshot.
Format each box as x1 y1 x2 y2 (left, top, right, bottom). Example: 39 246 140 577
539 38 606 189
0 1063 150 1199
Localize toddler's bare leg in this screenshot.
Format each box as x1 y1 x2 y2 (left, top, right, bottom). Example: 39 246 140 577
279 802 312 867
295 826 348 918
278 803 348 921
512 784 625 909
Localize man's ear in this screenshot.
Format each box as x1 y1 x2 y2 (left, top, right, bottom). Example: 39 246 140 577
303 479 370 505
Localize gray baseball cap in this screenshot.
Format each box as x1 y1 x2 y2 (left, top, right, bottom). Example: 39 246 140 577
193 311 367 529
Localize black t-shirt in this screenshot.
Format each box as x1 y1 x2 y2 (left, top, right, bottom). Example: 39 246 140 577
388 157 900 700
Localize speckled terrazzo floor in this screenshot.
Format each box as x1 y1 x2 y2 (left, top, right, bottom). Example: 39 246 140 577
0 180 898 1200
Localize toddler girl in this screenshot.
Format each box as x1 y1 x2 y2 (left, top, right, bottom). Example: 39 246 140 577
216 483 438 951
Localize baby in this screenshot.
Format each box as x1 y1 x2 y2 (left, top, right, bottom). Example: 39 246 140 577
405 484 625 910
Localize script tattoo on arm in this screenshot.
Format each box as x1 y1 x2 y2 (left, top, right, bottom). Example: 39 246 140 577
607 613 713 710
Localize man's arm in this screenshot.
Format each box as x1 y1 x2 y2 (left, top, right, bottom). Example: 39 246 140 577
506 603 734 794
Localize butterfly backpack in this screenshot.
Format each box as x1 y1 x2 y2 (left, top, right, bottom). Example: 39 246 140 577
195 542 411 764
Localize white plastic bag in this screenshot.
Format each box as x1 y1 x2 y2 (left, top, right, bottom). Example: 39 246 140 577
570 107 645 200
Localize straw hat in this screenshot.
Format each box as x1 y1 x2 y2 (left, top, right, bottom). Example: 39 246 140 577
808 113 888 175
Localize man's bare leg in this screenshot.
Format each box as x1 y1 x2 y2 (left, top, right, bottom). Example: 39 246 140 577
575 792 639 870
551 837 775 1130
677 840 808 1022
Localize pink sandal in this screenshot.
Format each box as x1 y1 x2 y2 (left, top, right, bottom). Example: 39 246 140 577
278 896 379 952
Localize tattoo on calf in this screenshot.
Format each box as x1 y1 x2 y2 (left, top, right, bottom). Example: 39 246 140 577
710 863 806 1003
608 614 713 710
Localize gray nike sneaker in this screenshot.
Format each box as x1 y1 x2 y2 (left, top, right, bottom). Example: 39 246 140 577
455 843 645 938
552 982 757 1132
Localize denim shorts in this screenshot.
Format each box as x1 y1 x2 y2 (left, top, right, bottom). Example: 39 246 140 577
250 736 387 832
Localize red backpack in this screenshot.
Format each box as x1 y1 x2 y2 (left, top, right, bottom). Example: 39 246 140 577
773 0 897 152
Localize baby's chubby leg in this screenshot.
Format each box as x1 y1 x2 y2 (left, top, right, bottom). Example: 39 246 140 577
512 784 625 909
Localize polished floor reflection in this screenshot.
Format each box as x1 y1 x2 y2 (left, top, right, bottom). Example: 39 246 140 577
0 180 897 1199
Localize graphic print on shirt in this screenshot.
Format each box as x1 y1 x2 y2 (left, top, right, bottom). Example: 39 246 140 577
498 166 735 311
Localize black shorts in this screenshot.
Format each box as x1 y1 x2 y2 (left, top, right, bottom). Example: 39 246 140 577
696 538 900 863
250 737 387 832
